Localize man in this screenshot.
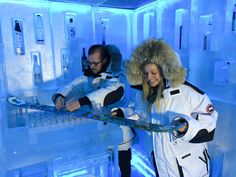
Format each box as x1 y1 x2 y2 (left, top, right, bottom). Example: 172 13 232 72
52 44 124 111
52 44 135 177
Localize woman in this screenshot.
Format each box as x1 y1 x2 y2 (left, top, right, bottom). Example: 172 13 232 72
124 39 218 177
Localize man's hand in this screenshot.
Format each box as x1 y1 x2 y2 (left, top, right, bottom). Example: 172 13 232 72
65 98 81 112
55 96 65 110
111 110 118 116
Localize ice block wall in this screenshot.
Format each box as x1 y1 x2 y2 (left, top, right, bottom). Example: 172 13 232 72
0 2 55 92
0 0 236 176
189 0 236 176
132 0 190 69
0 1 131 176
0 0 133 94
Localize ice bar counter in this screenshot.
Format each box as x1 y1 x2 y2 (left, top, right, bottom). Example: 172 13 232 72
0 91 123 177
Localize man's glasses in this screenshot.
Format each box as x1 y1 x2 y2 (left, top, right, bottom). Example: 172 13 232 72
87 60 103 67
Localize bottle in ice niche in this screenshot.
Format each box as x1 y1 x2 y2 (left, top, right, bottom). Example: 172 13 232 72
62 53 69 74
81 47 87 72
16 108 26 126
179 25 182 49
32 55 42 85
60 48 70 82
34 14 45 44
102 26 106 45
203 31 211 50
232 5 236 32
67 18 76 40
62 53 70 82
14 20 25 55
203 34 207 50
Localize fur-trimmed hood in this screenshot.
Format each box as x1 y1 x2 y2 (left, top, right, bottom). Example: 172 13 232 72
105 44 122 73
125 39 186 87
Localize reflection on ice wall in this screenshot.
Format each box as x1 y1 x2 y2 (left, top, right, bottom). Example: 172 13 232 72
0 0 236 176
189 1 236 177
0 1 133 92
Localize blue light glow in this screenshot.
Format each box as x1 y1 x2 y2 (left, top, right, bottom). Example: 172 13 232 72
132 148 156 177
0 0 92 13
0 0 49 8
47 2 91 13
135 1 157 13
94 6 133 15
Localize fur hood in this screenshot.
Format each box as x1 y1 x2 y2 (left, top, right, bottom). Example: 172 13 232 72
105 44 122 73
125 39 186 87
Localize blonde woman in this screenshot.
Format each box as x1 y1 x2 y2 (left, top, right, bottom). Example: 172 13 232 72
124 39 218 177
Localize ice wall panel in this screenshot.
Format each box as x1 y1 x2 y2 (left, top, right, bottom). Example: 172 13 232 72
49 3 93 80
0 2 55 92
210 100 236 177
188 1 236 176
0 1 127 176
93 7 132 60
133 0 190 68
189 0 236 104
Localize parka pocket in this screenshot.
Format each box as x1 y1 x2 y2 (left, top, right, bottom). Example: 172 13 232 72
176 148 209 177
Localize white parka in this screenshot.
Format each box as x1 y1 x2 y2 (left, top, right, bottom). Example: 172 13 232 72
124 39 218 177
125 82 218 177
52 72 135 151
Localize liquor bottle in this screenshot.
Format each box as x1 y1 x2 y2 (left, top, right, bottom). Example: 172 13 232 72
203 33 208 50
60 48 70 82
62 53 69 74
101 19 107 45
203 31 211 51
102 25 106 45
32 54 42 85
16 107 26 126
67 17 76 40
81 47 87 72
13 19 25 55
179 25 182 49
232 5 236 32
203 19 212 51
34 14 45 44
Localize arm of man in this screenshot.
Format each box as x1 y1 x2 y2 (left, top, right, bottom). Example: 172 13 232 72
86 80 124 108
52 76 88 109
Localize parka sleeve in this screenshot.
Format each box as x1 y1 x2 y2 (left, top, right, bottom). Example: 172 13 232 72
181 89 218 143
52 76 87 102
85 76 124 107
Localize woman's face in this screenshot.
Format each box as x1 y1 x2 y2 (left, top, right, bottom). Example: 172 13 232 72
143 64 162 87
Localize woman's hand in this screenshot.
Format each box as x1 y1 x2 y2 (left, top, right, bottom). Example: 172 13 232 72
110 108 124 118
172 116 189 138
111 110 118 116
177 122 188 133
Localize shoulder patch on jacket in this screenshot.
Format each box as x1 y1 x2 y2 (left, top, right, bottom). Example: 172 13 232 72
131 85 143 91
183 81 204 95
170 89 180 95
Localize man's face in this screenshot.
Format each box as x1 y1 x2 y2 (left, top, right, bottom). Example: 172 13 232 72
88 51 105 75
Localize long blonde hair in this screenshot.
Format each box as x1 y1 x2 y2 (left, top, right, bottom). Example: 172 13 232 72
125 39 186 87
142 62 165 111
125 39 186 111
